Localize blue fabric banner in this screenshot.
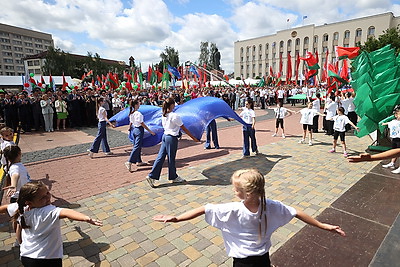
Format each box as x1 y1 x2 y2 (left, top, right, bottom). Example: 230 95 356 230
109 97 246 147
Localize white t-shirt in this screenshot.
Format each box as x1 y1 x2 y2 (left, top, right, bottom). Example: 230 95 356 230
333 115 351 132
162 112 183 136
240 108 256 124
20 205 63 259
7 202 18 217
205 199 296 258
312 98 321 112
347 98 356 112
129 111 144 128
97 106 107 122
8 162 31 199
300 108 318 125
277 89 285 99
1 140 15 166
325 102 338 120
274 107 287 119
388 119 400 138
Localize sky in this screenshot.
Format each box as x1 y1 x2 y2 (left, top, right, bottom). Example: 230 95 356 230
1 0 400 73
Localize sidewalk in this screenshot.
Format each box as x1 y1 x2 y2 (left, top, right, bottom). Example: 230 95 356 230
0 106 398 266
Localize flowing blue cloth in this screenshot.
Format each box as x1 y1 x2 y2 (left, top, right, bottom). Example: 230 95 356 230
109 97 246 147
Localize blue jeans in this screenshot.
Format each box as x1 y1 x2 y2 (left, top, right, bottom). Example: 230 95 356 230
148 134 178 180
90 121 110 153
128 126 144 163
204 119 219 149
243 124 258 156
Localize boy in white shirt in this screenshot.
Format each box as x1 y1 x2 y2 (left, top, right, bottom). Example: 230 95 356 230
381 107 400 173
328 107 359 157
269 102 295 138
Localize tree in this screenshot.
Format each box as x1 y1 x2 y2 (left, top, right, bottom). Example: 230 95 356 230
198 42 220 70
361 27 400 54
159 46 180 68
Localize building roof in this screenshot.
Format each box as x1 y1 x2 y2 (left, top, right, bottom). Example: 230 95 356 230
23 50 128 67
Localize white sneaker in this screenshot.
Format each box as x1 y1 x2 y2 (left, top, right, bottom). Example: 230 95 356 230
104 152 113 156
172 176 186 183
298 139 305 144
308 141 313 146
382 162 395 169
88 151 94 158
272 133 277 137
124 162 132 172
391 167 400 174
282 134 285 138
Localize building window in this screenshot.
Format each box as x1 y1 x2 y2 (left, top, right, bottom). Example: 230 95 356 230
333 32 339 40
279 41 284 48
34 69 41 74
240 47 243 54
13 40 22 45
28 61 34 66
35 38 42 43
313 35 318 43
259 54 262 60
240 56 243 62
0 32 9 37
2 52 12 56
259 44 262 53
304 37 309 45
265 43 269 53
16 60 23 65
241 65 243 69
15 53 23 58
0 38 10 43
5 65 14 70
252 55 255 61
35 44 43 48
295 38 300 46
303 49 307 56
344 30 350 39
246 47 249 53
14 47 23 51
272 42 276 48
2 45 12 50
368 26 375 36
356 28 362 37
13 34 22 39
3 58 13 63
25 42 33 47
253 45 256 52
322 47 328 52
35 50 43 53
24 36 32 41
287 40 292 49
323 34 328 42
5 72 15 76
34 60 40 66
272 52 276 59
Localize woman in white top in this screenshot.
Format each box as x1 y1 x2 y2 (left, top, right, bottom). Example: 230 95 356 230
3 145 31 203
14 181 102 267
146 97 199 188
125 99 155 172
54 95 68 130
240 99 258 156
88 97 115 158
40 94 54 132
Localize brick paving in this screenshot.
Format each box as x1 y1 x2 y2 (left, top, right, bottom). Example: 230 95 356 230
0 106 382 266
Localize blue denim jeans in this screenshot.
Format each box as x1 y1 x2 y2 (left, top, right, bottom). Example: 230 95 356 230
204 119 219 149
243 124 258 156
148 134 179 180
128 126 144 163
90 121 110 153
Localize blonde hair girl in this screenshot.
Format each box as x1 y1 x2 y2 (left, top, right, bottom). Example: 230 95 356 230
153 169 345 267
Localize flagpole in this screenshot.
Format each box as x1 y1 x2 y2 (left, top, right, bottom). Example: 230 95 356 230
188 62 235 89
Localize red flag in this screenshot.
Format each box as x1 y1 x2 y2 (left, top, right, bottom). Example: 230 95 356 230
223 75 229 82
62 72 68 90
321 49 329 83
269 66 274 77
86 70 93 76
41 76 45 85
335 46 360 60
279 53 283 77
147 65 153 82
81 73 86 80
203 64 207 86
286 52 292 84
134 70 138 83
295 52 300 83
97 75 102 85
340 59 349 82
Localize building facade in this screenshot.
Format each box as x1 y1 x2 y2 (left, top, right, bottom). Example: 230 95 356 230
234 12 400 80
0 23 54 76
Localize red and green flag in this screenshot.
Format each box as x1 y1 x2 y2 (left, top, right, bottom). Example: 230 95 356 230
300 52 320 77
328 63 347 83
335 46 360 60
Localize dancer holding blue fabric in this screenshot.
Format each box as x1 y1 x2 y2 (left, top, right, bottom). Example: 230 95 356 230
125 99 155 172
240 99 258 157
146 97 199 188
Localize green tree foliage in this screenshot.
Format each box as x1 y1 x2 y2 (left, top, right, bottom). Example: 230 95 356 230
361 27 400 54
43 47 127 78
198 42 220 70
159 46 180 68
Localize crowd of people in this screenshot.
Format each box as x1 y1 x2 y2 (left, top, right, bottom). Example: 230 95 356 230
0 82 363 266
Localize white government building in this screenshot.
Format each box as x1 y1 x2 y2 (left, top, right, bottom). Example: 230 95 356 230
234 12 400 81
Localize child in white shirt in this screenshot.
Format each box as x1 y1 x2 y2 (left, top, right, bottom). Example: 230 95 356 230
381 107 400 173
328 107 359 157
153 169 345 266
269 102 295 138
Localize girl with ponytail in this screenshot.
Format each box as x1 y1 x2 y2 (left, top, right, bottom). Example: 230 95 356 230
153 169 345 266
12 181 102 267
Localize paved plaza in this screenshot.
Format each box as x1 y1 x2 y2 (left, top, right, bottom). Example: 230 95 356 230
0 107 399 266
